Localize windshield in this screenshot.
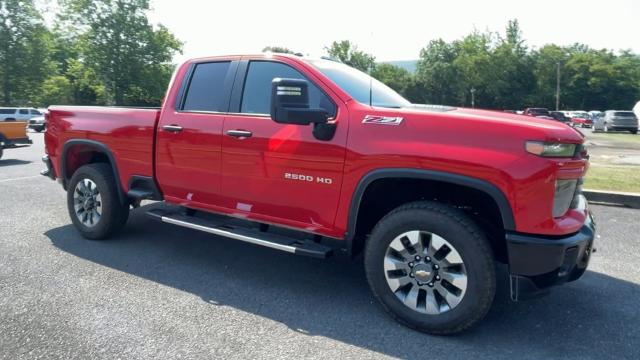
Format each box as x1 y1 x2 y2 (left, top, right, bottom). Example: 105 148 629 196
614 111 635 117
306 59 411 109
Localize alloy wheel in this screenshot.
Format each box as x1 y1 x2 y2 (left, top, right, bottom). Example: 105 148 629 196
73 179 102 227
383 230 467 315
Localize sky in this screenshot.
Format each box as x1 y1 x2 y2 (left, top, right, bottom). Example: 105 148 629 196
145 0 640 63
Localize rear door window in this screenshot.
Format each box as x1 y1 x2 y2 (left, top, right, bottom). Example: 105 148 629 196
240 61 336 117
182 61 232 112
19 109 28 115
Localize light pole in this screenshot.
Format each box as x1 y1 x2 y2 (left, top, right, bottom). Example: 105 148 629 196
470 88 476 108
555 62 561 111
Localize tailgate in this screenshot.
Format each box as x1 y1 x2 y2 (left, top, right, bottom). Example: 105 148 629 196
0 121 30 145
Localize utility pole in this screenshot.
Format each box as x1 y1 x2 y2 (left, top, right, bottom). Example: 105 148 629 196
555 62 561 111
470 88 476 108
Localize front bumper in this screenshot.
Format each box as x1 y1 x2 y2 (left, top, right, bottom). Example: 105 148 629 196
506 205 595 300
28 123 45 130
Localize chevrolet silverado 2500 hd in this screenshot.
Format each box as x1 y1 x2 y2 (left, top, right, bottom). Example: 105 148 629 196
43 54 595 334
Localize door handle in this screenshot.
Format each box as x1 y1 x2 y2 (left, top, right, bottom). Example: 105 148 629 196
162 124 183 133
226 130 253 138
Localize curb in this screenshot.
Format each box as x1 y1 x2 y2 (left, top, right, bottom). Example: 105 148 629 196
583 189 640 209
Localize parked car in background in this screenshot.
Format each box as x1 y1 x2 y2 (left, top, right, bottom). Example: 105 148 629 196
588 111 602 119
549 111 571 124
0 121 32 159
0 107 44 122
570 111 590 119
28 115 46 132
571 117 593 128
523 107 550 117
594 110 638 134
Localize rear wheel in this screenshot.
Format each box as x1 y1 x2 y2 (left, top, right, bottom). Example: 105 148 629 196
364 201 495 335
630 129 638 135
67 163 129 240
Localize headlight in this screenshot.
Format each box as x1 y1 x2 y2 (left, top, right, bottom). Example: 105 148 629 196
526 141 576 157
553 179 578 217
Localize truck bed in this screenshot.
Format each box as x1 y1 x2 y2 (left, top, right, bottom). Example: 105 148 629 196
46 106 161 192
0 121 31 146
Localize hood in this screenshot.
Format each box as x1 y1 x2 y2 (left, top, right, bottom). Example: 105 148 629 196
397 105 584 144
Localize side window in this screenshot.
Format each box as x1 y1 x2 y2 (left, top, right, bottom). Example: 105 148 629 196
182 61 231 112
31 109 42 115
240 61 336 117
19 109 28 115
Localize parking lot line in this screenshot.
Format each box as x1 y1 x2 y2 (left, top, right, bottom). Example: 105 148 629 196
0 175 41 183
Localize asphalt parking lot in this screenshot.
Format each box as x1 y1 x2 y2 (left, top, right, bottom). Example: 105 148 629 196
1 133 639 359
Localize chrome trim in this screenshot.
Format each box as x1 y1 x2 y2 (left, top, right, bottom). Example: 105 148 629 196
160 216 297 253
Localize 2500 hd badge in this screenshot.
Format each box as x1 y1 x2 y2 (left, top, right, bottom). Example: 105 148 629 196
284 172 333 184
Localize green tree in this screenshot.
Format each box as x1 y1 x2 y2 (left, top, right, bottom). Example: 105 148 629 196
38 75 73 105
325 40 375 72
413 39 460 104
488 20 535 109
0 0 54 105
262 46 295 54
529 44 568 109
59 0 182 106
371 63 412 96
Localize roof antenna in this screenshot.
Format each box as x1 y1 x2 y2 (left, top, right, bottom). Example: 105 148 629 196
369 31 373 107
369 64 373 107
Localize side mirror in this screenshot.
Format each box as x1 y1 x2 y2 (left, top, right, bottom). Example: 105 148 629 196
270 78 328 125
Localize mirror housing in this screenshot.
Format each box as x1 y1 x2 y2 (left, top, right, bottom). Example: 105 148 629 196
270 78 328 125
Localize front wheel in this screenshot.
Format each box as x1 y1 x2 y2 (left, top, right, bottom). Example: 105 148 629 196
630 129 638 135
364 201 495 335
67 163 129 240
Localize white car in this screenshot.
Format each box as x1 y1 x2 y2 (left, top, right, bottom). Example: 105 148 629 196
28 115 46 132
0 107 44 122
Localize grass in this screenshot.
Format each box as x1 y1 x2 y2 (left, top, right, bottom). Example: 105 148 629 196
584 165 640 193
587 130 640 145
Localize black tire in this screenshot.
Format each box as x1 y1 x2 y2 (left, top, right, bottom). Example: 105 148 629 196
67 163 129 240
630 129 638 135
364 201 496 335
0 146 3 160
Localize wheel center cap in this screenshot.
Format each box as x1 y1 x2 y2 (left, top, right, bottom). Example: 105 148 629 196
413 264 432 282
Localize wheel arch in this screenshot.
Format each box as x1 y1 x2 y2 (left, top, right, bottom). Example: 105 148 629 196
345 168 516 258
61 139 126 204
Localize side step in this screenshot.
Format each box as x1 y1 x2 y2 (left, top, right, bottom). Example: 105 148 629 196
147 208 333 258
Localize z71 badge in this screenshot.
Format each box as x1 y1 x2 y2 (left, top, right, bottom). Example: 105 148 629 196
362 115 404 125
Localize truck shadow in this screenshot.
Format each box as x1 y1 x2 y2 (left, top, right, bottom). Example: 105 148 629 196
0 159 32 167
45 206 639 359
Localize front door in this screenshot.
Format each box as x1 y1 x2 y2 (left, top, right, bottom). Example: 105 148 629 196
220 59 348 235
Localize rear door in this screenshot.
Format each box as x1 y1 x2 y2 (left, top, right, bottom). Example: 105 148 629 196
155 60 238 207
219 59 348 234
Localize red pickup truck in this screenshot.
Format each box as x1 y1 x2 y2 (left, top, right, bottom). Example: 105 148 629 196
43 54 595 334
